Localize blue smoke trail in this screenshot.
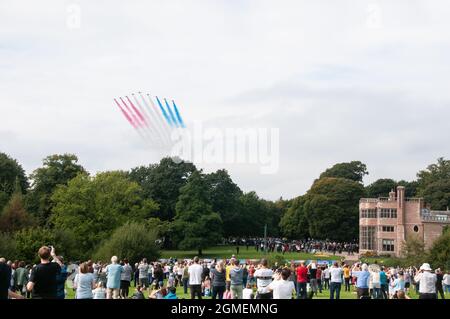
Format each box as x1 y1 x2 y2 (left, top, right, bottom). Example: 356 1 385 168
164 98 178 128
156 96 173 127
172 100 186 128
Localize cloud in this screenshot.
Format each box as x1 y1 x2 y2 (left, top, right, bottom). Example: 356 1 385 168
1 0 449 200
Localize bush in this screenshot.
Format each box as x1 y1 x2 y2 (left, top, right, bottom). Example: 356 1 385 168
0 232 17 259
94 222 160 265
429 229 450 270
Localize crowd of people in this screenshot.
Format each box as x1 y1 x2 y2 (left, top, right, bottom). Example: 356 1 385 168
225 238 359 255
1 245 449 300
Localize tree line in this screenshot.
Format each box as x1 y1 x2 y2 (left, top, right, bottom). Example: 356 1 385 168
0 152 449 263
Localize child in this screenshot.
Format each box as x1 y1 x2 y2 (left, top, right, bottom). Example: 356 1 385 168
93 282 106 299
242 283 254 299
131 285 145 299
164 286 178 299
203 276 211 297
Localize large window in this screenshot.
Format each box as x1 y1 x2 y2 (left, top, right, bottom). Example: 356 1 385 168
361 209 377 218
379 208 397 218
361 226 376 250
382 239 395 252
381 226 395 232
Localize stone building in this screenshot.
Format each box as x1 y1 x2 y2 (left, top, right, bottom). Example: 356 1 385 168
359 186 450 257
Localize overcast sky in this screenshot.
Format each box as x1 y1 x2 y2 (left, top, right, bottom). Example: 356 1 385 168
1 0 450 200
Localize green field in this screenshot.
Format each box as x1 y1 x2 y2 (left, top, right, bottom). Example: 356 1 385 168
160 246 343 261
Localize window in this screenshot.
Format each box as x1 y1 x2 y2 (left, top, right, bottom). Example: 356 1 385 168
381 226 395 232
361 209 377 218
382 239 395 252
379 208 397 218
414 225 419 233
361 226 376 250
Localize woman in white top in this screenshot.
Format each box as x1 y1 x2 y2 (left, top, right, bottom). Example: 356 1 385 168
267 268 296 299
74 263 96 299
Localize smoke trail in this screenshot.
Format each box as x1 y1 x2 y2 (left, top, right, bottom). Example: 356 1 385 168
156 96 173 127
164 98 178 128
139 93 172 146
172 100 186 128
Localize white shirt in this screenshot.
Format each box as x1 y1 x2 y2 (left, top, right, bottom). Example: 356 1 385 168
188 264 203 285
242 288 254 299
414 272 437 294
330 267 343 283
443 274 450 285
268 279 296 299
254 268 274 294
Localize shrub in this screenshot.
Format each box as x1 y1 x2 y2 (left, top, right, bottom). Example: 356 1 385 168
94 222 160 265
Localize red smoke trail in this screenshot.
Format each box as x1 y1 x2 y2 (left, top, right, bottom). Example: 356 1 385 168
119 97 142 128
126 96 147 126
114 98 137 129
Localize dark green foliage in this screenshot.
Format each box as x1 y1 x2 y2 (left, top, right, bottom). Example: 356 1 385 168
319 161 368 183
94 222 160 265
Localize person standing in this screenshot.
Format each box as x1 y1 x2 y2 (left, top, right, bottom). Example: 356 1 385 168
55 256 68 299
120 259 132 299
210 261 226 299
296 262 308 299
254 259 273 299
106 256 123 299
323 265 330 290
74 263 96 299
13 261 28 297
352 263 370 299
188 257 204 299
370 267 382 299
0 258 24 299
329 262 343 300
267 268 296 299
26 246 62 299
138 258 149 289
380 266 388 299
443 271 450 294
414 263 437 299
343 264 351 292
230 259 244 299
435 269 445 299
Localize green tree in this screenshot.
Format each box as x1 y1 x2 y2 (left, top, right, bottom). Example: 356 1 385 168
400 235 427 267
25 154 87 225
319 161 368 183
0 192 35 233
365 179 397 198
0 152 28 211
428 227 450 270
94 222 160 265
50 171 159 257
397 180 419 198
0 232 17 259
204 169 243 236
304 177 365 241
129 157 197 220
173 171 222 255
279 196 309 239
417 158 450 210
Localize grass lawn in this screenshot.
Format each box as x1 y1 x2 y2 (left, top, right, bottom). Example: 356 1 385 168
160 246 343 261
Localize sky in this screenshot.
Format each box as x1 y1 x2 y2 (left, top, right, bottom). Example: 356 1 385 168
1 0 450 200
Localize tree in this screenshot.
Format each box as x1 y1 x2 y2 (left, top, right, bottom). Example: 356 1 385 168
365 179 397 198
173 171 222 255
428 227 450 270
319 161 368 183
204 170 243 236
94 222 160 265
50 171 159 256
417 158 450 210
0 192 35 233
304 177 365 241
0 232 17 259
13 226 83 263
279 196 309 239
129 157 197 220
397 180 419 198
0 152 28 211
26 154 87 225
400 235 427 267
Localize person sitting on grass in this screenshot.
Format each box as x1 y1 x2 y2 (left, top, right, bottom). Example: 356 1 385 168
164 286 178 299
130 285 145 299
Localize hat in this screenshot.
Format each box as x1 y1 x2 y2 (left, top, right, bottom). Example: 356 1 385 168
419 263 432 271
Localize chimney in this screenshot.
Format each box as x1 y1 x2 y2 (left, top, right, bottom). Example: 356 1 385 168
389 189 396 201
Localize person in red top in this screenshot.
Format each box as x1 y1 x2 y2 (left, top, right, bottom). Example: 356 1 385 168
316 266 323 293
296 262 308 299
